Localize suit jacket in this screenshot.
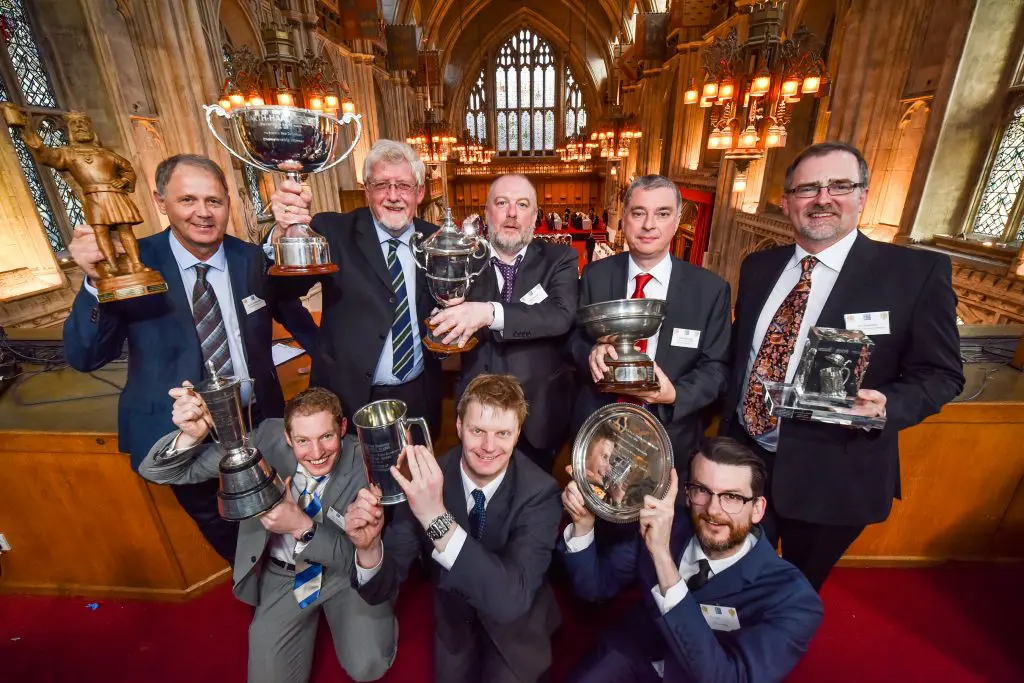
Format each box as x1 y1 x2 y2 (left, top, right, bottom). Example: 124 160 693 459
274 208 441 419
559 516 823 683
140 423 367 606
356 447 562 682
720 232 965 526
62 230 318 470
569 252 732 468
459 239 579 449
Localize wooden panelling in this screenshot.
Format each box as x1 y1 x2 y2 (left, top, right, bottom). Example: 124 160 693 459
450 174 604 218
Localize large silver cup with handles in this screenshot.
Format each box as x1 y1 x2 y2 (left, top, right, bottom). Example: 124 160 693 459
578 298 667 392
352 399 433 505
203 104 362 276
191 361 286 521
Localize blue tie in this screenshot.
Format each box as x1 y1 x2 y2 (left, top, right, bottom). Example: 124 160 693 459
469 489 486 539
292 474 327 608
387 239 415 381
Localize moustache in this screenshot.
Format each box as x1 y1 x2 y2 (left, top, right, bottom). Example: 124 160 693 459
806 205 837 215
698 513 733 527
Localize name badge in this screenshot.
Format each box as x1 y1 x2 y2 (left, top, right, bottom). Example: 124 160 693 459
326 506 346 531
670 328 701 349
519 284 548 305
242 294 267 315
700 604 741 631
844 311 890 336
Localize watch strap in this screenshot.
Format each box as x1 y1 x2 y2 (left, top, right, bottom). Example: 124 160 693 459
425 512 455 541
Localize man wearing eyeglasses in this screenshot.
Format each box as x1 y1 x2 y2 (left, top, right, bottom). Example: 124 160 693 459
559 436 822 683
719 141 964 591
270 139 442 438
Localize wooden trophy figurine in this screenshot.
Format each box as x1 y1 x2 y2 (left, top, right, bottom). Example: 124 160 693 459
2 103 167 302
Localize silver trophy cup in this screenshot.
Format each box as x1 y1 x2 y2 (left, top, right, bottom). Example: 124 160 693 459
411 208 491 354
203 104 362 275
578 298 667 392
352 399 433 505
192 362 286 521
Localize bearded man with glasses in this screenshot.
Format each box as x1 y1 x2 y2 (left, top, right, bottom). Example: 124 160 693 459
270 139 443 438
558 436 822 683
718 141 964 591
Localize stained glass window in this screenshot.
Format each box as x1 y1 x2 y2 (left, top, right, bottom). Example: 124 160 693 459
0 0 59 108
464 69 487 142
8 124 64 251
565 68 587 137
493 29 559 155
971 104 1024 240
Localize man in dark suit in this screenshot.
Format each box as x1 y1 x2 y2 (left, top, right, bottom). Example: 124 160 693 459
140 386 396 683
559 437 823 683
430 174 579 471
62 154 318 561
569 175 732 474
719 141 965 590
269 139 442 438
344 374 562 683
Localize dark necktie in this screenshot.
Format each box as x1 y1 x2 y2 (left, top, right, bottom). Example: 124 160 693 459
686 558 712 591
491 255 523 303
742 256 819 436
386 239 415 381
192 263 233 378
469 489 486 539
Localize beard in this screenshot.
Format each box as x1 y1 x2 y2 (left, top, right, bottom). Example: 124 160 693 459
690 508 751 555
492 223 535 255
375 203 412 233
794 202 851 243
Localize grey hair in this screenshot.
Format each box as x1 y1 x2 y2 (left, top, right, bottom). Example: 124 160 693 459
154 154 229 198
623 175 682 213
784 141 870 191
363 139 426 185
486 174 538 206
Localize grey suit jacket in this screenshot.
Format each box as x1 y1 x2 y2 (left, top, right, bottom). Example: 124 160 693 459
141 420 368 606
355 447 562 682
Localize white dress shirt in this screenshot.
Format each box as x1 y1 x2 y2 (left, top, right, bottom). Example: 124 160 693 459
488 244 530 332
269 468 333 564
371 218 425 385
626 253 673 360
356 458 509 584
738 228 859 451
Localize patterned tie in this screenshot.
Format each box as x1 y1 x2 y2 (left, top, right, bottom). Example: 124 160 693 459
292 471 327 608
742 256 819 436
386 239 415 381
491 255 524 303
469 489 486 539
686 558 712 591
192 264 233 378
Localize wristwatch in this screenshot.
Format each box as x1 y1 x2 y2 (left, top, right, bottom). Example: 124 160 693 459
298 523 317 544
425 512 456 541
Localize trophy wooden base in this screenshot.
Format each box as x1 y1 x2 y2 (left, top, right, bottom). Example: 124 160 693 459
269 263 339 276
596 359 660 393
96 269 168 303
422 318 479 355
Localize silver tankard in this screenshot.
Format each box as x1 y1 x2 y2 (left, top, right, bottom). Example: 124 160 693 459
352 399 433 505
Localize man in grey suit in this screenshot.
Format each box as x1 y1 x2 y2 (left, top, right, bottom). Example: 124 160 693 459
344 374 562 683
139 386 396 683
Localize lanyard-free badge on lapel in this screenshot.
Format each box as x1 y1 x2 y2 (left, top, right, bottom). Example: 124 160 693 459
844 311 890 335
700 604 741 631
520 283 548 305
242 294 267 315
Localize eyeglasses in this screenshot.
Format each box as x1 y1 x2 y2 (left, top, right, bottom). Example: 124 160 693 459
785 181 864 198
366 180 419 195
684 483 756 514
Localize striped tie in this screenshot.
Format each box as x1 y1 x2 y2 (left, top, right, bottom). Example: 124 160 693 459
292 472 327 608
387 239 415 381
192 264 233 378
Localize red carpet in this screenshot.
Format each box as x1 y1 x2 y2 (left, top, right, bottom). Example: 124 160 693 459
2 564 1022 682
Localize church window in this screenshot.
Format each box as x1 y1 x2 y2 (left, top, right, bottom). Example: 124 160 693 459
970 103 1024 242
493 29 563 156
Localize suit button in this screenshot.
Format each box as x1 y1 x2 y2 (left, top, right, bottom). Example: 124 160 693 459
365 371 372 378
250 556 257 563
389 296 396 304
379 333 386 340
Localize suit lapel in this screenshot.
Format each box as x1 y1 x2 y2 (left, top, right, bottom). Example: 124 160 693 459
152 230 201 352
224 238 251 365
737 247 792 354
815 232 880 327
654 258 691 368
318 436 360 514
480 457 515 547
610 253 629 301
509 242 542 303
443 451 471 532
355 209 395 291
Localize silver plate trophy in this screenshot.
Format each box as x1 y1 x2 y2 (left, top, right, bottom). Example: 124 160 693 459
352 399 433 505
762 326 885 429
578 298 667 392
192 361 287 521
203 104 362 275
571 403 674 523
411 207 492 355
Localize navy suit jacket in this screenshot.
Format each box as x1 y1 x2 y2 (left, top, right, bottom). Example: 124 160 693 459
559 516 823 683
62 229 318 470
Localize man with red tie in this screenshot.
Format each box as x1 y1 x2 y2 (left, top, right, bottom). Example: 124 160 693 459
568 175 732 475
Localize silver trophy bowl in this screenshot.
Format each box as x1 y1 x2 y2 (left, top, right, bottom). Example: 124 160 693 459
578 298 667 390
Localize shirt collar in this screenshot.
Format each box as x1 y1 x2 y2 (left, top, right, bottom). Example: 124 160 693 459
790 227 859 273
683 532 758 576
372 213 414 245
168 229 226 273
627 251 673 286
460 457 508 507
494 244 529 265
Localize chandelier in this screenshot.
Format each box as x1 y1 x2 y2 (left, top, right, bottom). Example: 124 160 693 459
683 1 828 161
452 131 495 165
556 133 595 163
218 34 355 115
589 110 642 159
406 108 458 164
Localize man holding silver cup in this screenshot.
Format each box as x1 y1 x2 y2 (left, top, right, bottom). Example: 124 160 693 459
139 385 397 683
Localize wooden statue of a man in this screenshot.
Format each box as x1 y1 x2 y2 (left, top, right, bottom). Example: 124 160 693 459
2 103 166 301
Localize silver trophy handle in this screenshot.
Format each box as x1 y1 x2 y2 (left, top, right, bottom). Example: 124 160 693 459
841 366 851 384
467 238 493 282
410 231 428 271
203 104 276 172
399 416 434 456
314 110 363 174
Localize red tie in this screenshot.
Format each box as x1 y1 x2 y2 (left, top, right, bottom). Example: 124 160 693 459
615 273 655 405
